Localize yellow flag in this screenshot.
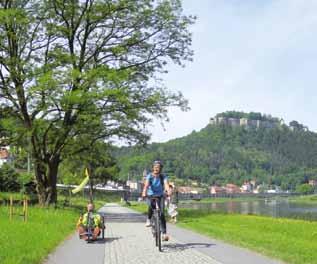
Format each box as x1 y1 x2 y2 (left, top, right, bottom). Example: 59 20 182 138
71 168 90 194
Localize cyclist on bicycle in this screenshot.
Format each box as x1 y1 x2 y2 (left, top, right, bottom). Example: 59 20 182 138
142 160 171 241
77 202 102 241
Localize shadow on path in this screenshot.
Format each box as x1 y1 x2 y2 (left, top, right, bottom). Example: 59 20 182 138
81 236 122 245
163 242 215 253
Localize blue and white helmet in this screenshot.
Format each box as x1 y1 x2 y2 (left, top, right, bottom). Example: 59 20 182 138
152 160 164 168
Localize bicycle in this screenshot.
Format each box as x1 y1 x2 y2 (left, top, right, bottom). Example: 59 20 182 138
148 196 163 252
86 211 94 243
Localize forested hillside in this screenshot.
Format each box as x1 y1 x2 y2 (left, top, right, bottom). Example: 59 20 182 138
114 113 317 190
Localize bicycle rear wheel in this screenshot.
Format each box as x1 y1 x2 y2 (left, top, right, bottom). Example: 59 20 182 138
155 211 161 251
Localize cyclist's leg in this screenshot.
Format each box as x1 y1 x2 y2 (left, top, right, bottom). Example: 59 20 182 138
147 202 153 219
77 225 88 240
92 227 101 240
146 198 154 226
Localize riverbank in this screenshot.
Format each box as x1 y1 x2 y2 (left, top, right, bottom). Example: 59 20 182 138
128 202 317 264
288 194 317 204
195 196 264 203
0 194 109 264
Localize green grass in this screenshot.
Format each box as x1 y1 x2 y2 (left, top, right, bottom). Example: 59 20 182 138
128 201 317 264
0 192 119 264
178 210 317 264
0 205 78 264
126 201 148 213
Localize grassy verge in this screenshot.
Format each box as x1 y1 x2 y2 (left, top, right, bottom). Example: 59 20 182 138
126 201 148 213
0 192 118 264
0 205 78 264
128 201 317 264
178 209 317 264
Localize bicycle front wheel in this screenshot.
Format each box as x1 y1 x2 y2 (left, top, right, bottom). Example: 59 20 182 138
155 211 161 251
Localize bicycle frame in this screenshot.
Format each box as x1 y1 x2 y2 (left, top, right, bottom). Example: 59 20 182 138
86 211 94 243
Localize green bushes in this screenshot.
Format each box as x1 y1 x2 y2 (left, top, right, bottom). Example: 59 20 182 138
0 164 20 192
296 184 315 195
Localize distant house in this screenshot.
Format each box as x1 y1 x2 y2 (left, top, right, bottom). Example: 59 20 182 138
126 180 143 192
210 186 226 194
0 147 10 167
309 179 317 186
177 186 191 194
241 181 252 193
253 188 259 194
225 184 240 193
178 186 204 194
250 180 256 187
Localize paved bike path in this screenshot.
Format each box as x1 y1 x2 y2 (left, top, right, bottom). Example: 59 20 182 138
44 203 285 264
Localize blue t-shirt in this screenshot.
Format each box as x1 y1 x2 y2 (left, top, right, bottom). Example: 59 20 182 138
146 173 168 196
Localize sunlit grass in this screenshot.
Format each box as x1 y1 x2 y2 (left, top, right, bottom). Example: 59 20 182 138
178 209 317 264
0 205 77 264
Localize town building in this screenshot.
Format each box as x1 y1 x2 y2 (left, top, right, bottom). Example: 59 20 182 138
241 181 252 193
225 184 241 193
126 180 143 192
210 186 226 194
178 186 204 194
309 179 317 186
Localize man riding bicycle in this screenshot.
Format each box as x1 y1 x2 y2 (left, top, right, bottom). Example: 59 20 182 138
77 203 102 241
142 160 171 241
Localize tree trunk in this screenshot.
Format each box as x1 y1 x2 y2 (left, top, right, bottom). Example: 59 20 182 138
34 155 60 206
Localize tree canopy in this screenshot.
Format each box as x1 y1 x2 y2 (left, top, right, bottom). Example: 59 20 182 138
0 0 194 204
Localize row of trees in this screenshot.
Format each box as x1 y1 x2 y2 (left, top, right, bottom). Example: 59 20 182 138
0 0 194 205
114 121 317 191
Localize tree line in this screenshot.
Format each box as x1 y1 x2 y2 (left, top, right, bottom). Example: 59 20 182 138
114 119 317 191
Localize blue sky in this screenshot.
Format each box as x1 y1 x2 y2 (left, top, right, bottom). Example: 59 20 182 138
148 0 317 143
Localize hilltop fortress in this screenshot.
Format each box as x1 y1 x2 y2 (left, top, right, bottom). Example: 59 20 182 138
210 116 280 129
209 111 308 131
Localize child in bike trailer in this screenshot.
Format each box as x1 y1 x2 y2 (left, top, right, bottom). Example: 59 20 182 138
166 184 178 223
77 203 102 241
142 160 171 241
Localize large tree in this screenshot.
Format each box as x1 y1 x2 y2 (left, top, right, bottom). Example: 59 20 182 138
0 0 194 205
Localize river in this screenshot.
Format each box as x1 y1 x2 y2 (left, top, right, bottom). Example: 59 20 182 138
179 198 317 221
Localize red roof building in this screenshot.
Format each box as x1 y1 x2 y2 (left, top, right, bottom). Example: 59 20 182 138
225 184 241 193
